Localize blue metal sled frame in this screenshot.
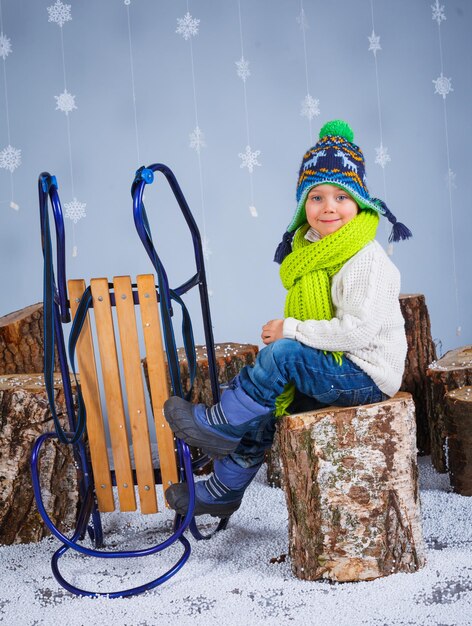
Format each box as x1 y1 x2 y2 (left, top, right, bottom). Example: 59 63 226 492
31 165 227 598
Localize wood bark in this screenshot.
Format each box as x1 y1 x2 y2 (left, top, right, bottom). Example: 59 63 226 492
266 426 284 488
399 294 437 455
278 392 425 582
172 342 259 405
0 303 59 375
426 345 472 473
445 386 472 496
0 374 79 545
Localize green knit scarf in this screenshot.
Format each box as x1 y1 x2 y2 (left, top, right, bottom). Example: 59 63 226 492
274 210 379 417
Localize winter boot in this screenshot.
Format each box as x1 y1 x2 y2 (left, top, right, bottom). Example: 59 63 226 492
165 455 261 517
163 376 270 458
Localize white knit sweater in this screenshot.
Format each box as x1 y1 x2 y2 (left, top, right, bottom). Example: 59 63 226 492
282 239 407 397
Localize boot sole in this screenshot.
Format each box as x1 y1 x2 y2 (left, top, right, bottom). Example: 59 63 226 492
164 396 240 458
166 483 241 517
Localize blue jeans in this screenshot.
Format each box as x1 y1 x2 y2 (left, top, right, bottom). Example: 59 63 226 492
232 339 386 468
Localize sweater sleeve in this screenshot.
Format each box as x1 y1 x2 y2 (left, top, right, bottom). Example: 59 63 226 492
282 243 400 352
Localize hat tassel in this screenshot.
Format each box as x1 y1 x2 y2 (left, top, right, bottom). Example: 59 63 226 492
373 198 412 243
274 231 294 264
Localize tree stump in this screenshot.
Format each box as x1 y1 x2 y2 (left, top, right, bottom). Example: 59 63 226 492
426 346 472 473
399 294 437 455
174 342 259 404
278 392 425 582
0 374 79 545
445 386 472 496
0 303 59 375
266 426 284 488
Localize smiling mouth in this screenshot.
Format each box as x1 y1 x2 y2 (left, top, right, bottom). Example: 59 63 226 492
319 218 340 223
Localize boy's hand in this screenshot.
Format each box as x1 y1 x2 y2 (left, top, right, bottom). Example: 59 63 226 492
261 319 284 345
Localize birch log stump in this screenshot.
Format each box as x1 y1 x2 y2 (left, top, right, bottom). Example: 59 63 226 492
445 386 472 496
0 304 59 375
0 374 79 545
174 342 259 404
399 294 437 455
426 345 472 473
279 392 425 582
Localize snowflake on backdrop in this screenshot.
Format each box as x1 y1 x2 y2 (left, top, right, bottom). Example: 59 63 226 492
431 0 446 24
239 146 261 174
249 206 258 218
368 30 381 56
375 144 391 169
202 236 212 262
0 33 12 60
445 168 457 189
47 1 72 28
176 12 200 40
433 73 453 99
55 89 77 115
0 145 21 172
296 8 309 31
301 94 320 120
189 126 206 153
64 198 86 223
124 0 131 4
236 57 251 82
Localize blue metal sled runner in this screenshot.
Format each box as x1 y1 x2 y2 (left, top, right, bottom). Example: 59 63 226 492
31 165 228 598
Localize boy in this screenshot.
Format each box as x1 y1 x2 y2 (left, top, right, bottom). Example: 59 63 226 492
164 120 411 517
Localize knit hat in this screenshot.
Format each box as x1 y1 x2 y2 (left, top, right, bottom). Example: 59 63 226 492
274 119 412 263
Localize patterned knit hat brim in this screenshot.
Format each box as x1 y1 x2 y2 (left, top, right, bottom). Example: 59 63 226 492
288 180 384 233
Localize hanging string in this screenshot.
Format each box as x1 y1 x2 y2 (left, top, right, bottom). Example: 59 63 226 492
125 0 141 165
431 1 460 336
0 0 20 210
235 0 260 218
48 0 85 258
368 0 391 253
176 1 213 293
297 0 320 142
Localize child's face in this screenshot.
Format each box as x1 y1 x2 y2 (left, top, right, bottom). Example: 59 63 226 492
305 184 359 238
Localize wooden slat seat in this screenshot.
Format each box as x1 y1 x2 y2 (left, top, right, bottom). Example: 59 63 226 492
68 274 178 514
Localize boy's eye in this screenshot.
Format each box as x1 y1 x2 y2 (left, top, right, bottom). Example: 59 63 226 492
310 195 321 201
338 194 348 200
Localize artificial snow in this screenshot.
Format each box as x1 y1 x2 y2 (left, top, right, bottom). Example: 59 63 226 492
0 457 471 626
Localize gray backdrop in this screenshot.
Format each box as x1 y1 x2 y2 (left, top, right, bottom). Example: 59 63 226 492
0 0 470 355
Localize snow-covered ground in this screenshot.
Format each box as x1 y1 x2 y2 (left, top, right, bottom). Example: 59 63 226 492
1 457 471 626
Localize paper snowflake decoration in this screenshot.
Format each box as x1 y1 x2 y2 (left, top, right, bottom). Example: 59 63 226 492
368 30 381 56
445 168 457 189
375 144 391 169
0 145 21 172
236 57 251 82
64 197 86 223
239 146 261 174
202 236 212 262
189 126 206 153
176 12 199 40
47 1 72 28
55 89 77 115
301 94 320 120
296 8 309 31
124 0 131 4
431 0 446 24
0 33 12 60
249 206 258 218
433 73 453 99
